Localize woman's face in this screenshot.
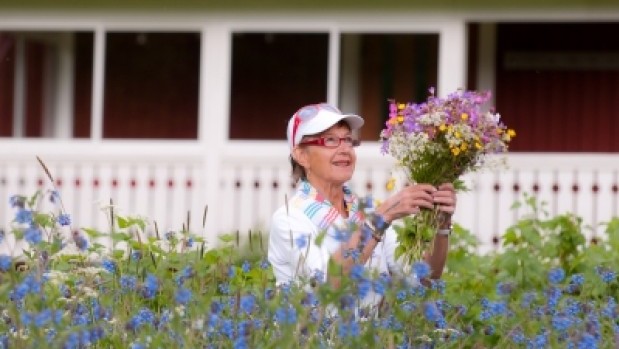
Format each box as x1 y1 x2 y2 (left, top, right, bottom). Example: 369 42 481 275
294 123 357 187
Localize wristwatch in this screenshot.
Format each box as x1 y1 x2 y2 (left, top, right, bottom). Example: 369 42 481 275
365 213 390 242
437 224 453 236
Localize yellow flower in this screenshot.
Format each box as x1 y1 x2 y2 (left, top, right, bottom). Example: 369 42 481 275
475 142 482 149
386 177 396 191
507 129 516 137
455 131 462 139
451 147 461 156
397 116 404 123
438 124 447 132
398 103 405 110
461 113 469 121
460 143 468 151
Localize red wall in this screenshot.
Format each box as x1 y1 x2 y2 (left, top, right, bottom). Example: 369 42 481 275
496 23 619 152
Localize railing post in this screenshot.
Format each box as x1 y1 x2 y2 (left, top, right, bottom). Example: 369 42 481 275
200 22 231 246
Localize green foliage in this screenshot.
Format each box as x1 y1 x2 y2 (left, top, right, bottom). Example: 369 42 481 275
1 190 619 348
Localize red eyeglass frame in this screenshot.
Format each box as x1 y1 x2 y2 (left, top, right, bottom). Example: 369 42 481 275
298 136 361 148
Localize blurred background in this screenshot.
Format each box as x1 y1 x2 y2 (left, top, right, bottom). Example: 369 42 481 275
1 0 618 252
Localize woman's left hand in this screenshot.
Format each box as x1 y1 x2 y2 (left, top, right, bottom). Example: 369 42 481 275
432 183 457 226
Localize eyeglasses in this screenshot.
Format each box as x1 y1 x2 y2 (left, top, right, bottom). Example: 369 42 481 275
298 135 360 148
292 103 342 146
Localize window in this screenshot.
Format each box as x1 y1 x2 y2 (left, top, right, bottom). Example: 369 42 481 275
339 33 439 141
103 32 200 139
0 31 94 138
229 32 329 140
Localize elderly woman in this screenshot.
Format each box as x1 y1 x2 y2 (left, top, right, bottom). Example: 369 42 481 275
268 103 456 300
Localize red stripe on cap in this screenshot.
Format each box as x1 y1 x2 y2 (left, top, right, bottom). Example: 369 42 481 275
291 115 301 147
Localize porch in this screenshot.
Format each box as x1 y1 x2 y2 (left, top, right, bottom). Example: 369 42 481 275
1 141 617 253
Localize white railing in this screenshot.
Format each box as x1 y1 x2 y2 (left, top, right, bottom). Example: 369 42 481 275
1 140 618 254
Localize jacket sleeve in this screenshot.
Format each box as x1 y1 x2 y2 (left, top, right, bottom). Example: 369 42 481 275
268 208 329 285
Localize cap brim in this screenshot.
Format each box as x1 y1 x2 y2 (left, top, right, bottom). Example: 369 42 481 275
303 114 365 135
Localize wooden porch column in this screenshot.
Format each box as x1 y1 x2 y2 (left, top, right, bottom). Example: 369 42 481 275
200 23 231 246
438 20 467 97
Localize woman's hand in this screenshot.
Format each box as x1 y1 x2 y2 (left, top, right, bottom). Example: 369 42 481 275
375 184 436 223
375 183 457 225
432 183 457 228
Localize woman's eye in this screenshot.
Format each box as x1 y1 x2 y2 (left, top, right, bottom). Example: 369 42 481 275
325 136 339 143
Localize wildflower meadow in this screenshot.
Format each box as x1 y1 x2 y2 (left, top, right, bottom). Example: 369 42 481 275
1 181 618 348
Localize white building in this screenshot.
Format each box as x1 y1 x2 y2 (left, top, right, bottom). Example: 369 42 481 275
1 1 618 252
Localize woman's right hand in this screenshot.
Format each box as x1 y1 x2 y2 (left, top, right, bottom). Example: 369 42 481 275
374 184 437 223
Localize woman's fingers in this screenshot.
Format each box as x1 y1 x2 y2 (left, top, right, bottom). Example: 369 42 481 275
432 183 457 214
378 183 457 221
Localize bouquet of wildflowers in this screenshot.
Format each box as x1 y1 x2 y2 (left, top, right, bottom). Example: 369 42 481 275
380 88 515 266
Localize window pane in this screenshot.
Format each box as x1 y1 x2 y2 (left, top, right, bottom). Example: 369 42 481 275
339 34 439 141
0 33 15 137
73 32 94 138
229 33 328 140
0 31 93 138
103 32 200 139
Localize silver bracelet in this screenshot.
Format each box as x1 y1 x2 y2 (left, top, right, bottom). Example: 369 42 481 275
437 228 452 236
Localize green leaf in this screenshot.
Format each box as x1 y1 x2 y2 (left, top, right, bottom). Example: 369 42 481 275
111 232 131 241
502 229 519 246
82 227 105 239
33 213 54 228
218 234 235 243
112 249 125 259
314 230 326 247
117 216 129 229
203 250 220 264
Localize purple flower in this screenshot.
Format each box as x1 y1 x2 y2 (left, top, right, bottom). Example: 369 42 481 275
413 261 431 279
57 214 71 226
274 306 297 325
570 274 585 286
120 275 137 291
373 277 388 296
295 234 309 249
49 190 61 204
74 234 89 251
423 301 443 322
9 195 24 208
548 267 565 284
552 315 572 331
34 309 52 328
142 274 159 299
175 287 192 305
242 260 251 273
101 259 116 274
131 250 142 261
15 209 33 224
496 281 514 296
24 226 42 244
350 264 364 281
0 255 11 272
357 279 372 298
577 333 597 349
511 328 526 344
240 294 255 314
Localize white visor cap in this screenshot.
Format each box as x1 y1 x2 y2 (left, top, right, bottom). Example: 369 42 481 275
286 103 364 150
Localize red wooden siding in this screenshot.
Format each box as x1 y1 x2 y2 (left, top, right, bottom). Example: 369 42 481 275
496 23 619 152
